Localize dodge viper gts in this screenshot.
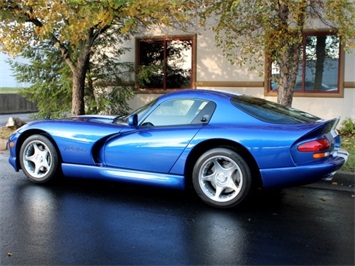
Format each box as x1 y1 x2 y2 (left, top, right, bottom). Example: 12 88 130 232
8 89 349 208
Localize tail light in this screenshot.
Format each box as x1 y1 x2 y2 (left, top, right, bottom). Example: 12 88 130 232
297 138 331 159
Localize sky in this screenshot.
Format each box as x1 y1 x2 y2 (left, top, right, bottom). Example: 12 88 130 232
0 53 30 88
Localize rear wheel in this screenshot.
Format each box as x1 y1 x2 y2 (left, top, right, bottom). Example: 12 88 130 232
192 147 252 208
19 134 59 183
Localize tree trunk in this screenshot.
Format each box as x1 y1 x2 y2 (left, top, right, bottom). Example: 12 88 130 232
277 42 302 107
71 69 86 116
276 0 306 107
71 41 91 116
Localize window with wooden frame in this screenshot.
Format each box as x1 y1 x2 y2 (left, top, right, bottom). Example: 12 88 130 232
136 36 195 91
265 31 344 97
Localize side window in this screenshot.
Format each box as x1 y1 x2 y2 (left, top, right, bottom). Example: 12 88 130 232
141 99 215 127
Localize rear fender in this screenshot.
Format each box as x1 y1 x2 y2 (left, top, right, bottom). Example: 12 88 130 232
291 118 341 165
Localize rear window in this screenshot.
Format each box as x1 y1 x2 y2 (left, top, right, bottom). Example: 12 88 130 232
231 95 321 124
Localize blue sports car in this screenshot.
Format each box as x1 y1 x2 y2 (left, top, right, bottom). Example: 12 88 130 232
8 89 348 208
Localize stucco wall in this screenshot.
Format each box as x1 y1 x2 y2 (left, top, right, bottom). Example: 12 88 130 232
1 23 353 124
126 24 354 125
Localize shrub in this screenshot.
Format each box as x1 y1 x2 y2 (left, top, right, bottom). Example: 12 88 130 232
338 118 355 137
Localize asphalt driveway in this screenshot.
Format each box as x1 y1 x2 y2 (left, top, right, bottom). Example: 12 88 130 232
1 151 354 265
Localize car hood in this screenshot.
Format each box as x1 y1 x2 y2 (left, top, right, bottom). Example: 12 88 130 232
16 115 130 137
71 115 125 124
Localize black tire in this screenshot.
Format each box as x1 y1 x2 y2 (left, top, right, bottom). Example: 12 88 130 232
19 134 60 183
192 147 252 208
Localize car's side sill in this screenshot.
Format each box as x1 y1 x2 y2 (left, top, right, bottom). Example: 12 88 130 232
61 163 185 190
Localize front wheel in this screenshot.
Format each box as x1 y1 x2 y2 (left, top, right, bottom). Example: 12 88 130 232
192 148 252 208
19 134 60 183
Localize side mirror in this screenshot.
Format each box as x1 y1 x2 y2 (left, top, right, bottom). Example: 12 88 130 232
128 114 138 127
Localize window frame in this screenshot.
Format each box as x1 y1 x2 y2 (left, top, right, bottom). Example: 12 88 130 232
264 30 345 98
136 35 196 92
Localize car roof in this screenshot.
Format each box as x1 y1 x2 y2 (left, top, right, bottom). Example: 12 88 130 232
158 89 243 102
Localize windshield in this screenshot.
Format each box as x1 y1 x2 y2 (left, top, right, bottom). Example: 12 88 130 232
231 95 321 124
115 99 158 123
132 99 158 121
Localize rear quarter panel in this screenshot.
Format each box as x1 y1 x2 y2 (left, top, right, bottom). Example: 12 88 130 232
200 125 304 168
169 123 311 175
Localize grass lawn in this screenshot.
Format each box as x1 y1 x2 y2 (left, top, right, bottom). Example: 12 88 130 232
0 87 21 93
340 135 355 173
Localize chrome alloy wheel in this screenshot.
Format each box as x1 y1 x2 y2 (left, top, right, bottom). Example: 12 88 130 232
198 155 243 203
22 139 53 179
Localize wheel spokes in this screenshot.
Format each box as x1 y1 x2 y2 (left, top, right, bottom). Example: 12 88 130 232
200 156 243 202
24 141 52 178
213 185 224 200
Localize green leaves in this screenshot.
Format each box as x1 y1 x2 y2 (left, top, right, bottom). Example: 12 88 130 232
0 0 194 115
198 0 354 106
200 0 355 70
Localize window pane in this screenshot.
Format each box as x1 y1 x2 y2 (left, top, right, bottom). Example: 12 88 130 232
139 41 164 88
142 99 210 126
166 40 192 88
270 62 280 91
268 33 340 94
153 99 195 116
137 37 193 90
302 35 339 92
231 95 321 124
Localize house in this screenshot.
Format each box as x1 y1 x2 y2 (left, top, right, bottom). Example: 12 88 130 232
123 23 354 126
1 16 354 125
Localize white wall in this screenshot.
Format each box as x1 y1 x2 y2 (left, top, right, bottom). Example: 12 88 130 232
127 24 355 125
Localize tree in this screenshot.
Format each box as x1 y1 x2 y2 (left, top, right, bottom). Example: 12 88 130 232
0 0 194 115
9 42 72 118
199 0 355 106
9 39 135 118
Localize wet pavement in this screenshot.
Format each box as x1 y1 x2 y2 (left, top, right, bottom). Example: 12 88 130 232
0 151 354 265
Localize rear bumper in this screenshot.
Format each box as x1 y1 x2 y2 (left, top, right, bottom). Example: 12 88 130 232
260 151 348 189
336 148 349 164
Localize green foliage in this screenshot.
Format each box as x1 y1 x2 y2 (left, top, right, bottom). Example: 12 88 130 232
198 0 355 106
85 55 136 115
83 26 136 115
338 118 354 172
340 134 355 172
10 39 136 118
0 0 195 115
136 64 163 87
339 118 355 137
10 43 72 119
200 0 355 69
85 86 135 115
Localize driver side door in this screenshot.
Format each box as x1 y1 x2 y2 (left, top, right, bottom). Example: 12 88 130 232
103 98 216 173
